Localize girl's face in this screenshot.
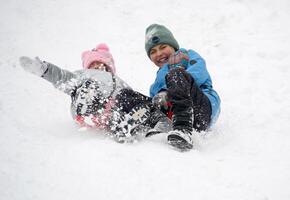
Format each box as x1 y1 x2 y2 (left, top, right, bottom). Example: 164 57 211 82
149 44 176 68
89 61 109 72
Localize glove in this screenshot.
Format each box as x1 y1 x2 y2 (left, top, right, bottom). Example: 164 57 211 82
168 50 189 69
19 56 48 77
152 91 169 110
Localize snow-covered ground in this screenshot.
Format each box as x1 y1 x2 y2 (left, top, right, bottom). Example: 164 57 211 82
1 0 290 199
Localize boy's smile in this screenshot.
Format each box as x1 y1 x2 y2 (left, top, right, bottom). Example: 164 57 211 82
149 44 175 67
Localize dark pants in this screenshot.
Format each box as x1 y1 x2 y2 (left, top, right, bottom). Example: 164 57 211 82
115 88 167 129
165 68 212 132
115 88 152 113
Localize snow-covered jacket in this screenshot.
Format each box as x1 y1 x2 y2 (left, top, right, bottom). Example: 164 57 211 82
149 48 221 125
41 62 131 127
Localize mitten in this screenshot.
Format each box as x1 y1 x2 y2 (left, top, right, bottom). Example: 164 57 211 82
19 56 48 77
168 50 189 69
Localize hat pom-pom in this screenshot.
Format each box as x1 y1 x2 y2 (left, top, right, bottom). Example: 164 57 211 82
95 43 109 52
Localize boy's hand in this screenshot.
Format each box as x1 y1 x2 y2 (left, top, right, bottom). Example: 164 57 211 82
168 50 189 68
19 56 48 77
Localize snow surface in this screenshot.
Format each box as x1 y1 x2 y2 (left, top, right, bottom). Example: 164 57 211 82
1 0 290 199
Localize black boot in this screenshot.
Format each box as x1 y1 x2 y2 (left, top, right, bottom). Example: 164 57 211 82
165 68 195 151
167 106 194 151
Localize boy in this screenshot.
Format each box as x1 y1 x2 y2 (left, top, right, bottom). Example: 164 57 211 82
145 24 221 150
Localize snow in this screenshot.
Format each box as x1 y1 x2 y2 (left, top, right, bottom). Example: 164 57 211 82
1 0 290 199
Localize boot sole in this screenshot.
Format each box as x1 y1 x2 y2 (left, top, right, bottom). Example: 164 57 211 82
167 134 193 151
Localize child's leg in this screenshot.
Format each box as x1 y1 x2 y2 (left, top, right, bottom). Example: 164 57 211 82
165 68 211 132
190 80 212 131
166 68 194 132
111 89 152 142
115 88 152 113
115 88 170 129
112 88 171 142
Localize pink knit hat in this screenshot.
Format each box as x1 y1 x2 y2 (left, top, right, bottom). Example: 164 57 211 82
81 43 116 75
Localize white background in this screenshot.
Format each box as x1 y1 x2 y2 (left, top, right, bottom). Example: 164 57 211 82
1 0 290 199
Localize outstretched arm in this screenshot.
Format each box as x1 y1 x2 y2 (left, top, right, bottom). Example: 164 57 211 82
19 56 78 95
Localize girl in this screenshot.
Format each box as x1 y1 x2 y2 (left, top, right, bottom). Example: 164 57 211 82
145 24 221 150
19 43 168 143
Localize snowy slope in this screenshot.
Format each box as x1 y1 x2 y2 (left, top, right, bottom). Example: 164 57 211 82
1 0 290 199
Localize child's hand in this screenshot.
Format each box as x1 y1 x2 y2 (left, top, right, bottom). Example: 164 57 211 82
152 91 169 110
168 50 189 69
19 56 48 77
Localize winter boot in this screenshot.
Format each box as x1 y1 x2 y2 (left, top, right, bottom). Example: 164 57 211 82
167 107 194 151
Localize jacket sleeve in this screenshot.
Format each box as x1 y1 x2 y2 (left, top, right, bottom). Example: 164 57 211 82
185 49 211 87
41 62 78 95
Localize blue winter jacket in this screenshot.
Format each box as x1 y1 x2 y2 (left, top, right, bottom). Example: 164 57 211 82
149 48 221 125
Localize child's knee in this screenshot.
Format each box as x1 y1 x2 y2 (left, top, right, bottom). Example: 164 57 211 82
166 68 193 87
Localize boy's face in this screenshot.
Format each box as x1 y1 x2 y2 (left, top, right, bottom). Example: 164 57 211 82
149 44 175 68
